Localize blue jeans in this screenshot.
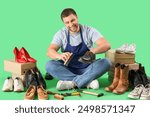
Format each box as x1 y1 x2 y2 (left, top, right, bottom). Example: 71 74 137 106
45 58 112 88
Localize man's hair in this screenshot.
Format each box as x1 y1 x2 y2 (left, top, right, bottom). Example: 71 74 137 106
61 8 77 20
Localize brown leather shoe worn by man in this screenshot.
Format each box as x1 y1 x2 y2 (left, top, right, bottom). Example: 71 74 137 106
113 64 129 94
24 85 36 100
105 63 121 92
37 85 48 100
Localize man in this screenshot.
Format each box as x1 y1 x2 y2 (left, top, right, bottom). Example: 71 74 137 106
46 8 112 90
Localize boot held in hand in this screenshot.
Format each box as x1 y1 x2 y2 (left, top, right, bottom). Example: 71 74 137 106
79 51 95 64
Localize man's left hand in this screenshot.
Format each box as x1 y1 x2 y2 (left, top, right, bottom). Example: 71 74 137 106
78 51 95 64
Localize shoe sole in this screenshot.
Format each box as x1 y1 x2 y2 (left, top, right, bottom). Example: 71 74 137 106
128 95 140 99
140 96 150 100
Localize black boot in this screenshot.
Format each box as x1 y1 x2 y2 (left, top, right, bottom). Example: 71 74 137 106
138 65 149 86
33 67 47 89
128 70 143 89
45 72 54 80
24 69 38 88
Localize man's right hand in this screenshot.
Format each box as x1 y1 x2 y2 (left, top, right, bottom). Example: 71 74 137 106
58 52 72 62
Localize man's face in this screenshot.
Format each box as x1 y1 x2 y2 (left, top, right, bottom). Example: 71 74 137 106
62 14 79 33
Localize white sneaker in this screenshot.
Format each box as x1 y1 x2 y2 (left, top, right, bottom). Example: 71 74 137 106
56 80 75 90
2 77 13 92
124 44 136 54
14 77 24 92
128 84 144 99
140 84 150 100
116 44 128 53
87 79 99 89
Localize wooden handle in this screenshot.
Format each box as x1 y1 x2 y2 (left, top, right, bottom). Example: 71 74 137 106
54 94 64 100
82 91 98 96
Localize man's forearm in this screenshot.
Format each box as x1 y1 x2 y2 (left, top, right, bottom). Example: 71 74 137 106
47 49 60 60
90 44 111 54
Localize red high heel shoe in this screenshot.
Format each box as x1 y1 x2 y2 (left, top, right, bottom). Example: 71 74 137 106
13 47 27 63
20 47 36 63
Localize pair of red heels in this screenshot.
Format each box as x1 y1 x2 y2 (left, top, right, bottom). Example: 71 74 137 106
13 47 36 63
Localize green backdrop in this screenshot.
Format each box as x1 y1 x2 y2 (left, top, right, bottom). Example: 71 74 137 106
0 0 150 100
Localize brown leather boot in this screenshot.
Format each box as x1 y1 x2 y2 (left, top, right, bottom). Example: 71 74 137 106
113 64 129 94
105 63 121 92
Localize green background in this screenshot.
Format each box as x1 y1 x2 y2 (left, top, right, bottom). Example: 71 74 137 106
0 0 150 100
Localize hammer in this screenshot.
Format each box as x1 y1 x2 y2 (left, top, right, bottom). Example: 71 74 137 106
77 89 104 97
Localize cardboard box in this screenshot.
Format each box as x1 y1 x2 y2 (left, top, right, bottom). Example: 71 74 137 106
105 49 135 64
127 63 139 70
4 59 36 75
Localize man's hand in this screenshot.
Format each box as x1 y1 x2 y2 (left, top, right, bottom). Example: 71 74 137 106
59 52 72 62
78 51 95 64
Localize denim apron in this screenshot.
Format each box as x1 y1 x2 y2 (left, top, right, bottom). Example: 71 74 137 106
64 27 90 72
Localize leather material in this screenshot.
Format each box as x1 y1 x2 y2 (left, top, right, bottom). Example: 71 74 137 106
128 70 143 89
33 67 46 89
24 85 36 100
105 63 120 92
37 85 48 100
113 64 129 94
128 63 149 89
24 69 38 88
45 72 53 80
20 47 36 63
25 67 46 89
13 47 27 63
138 64 149 86
78 51 95 64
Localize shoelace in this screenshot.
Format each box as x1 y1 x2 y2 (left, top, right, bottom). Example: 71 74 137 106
142 85 150 95
142 88 150 95
131 84 143 94
15 79 21 87
126 44 136 51
132 87 141 94
118 44 128 50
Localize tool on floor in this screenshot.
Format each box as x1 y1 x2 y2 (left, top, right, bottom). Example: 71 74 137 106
77 89 104 97
61 92 81 97
47 91 64 100
47 90 81 100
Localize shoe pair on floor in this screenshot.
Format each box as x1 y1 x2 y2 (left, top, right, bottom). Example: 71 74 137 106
116 43 136 54
13 47 36 63
2 77 24 92
24 85 48 100
128 84 150 100
56 79 99 91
